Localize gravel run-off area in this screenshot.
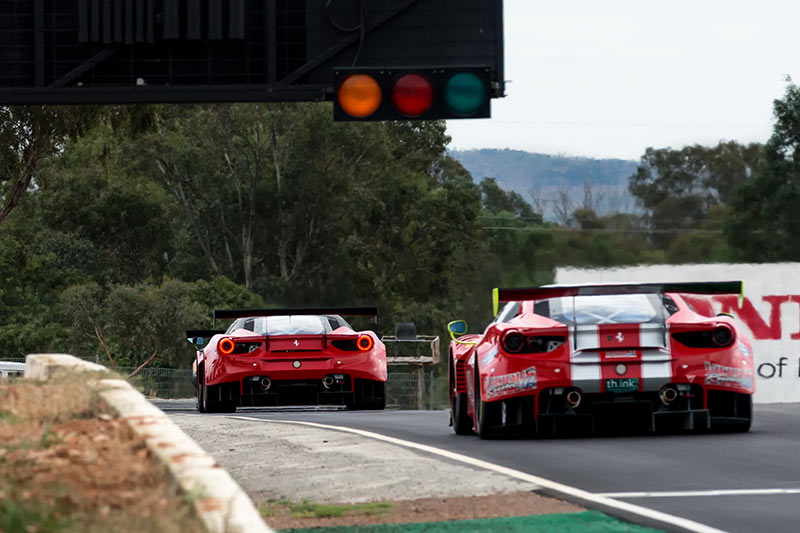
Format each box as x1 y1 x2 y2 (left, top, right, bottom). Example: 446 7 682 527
169 413 584 529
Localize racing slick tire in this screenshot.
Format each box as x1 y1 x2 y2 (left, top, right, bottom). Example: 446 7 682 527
474 365 500 439
712 394 752 433
196 371 206 413
353 380 386 410
200 373 237 414
451 392 473 435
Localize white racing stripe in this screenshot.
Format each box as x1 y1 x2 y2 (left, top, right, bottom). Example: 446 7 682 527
230 415 725 533
599 488 800 498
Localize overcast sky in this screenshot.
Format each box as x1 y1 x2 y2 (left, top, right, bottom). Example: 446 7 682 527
445 0 800 160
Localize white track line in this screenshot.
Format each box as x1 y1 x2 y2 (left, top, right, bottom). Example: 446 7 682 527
230 416 724 533
599 488 800 498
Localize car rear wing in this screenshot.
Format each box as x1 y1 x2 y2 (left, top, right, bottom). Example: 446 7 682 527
213 307 378 325
186 329 226 339
492 281 743 316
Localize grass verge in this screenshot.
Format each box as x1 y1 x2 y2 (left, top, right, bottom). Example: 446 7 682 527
260 500 394 520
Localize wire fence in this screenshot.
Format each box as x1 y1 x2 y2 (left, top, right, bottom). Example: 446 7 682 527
3 357 440 407
1 357 193 399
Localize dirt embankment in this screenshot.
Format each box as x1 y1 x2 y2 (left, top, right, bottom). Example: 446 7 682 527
0 376 202 533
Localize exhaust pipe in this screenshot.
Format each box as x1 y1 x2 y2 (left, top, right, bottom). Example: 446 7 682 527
660 386 678 405
322 376 335 390
260 377 271 391
566 389 582 409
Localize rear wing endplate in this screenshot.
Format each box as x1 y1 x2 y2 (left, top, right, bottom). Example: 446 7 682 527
492 281 743 316
186 329 226 339
185 329 226 349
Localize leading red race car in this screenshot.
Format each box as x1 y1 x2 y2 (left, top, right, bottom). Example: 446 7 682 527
448 282 754 438
187 307 387 412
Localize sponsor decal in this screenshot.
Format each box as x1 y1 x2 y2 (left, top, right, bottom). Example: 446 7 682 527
605 378 638 393
480 347 499 366
483 366 537 399
605 332 625 343
704 362 753 389
292 360 301 369
614 363 627 376
293 339 300 347
604 350 637 359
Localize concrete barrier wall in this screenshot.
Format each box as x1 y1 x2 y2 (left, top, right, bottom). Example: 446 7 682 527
556 263 800 404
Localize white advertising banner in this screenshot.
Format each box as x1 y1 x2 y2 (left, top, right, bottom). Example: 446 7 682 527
556 263 800 404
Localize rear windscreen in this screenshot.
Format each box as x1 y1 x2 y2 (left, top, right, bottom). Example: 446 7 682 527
228 315 328 335
535 294 662 325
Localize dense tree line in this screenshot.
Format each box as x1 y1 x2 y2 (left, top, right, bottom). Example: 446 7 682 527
1 82 799 368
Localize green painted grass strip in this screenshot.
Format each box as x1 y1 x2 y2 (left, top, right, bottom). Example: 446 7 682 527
279 510 664 532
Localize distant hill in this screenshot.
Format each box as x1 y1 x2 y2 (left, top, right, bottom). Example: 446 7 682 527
450 148 640 220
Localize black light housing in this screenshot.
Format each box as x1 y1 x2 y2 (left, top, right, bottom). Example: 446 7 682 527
333 67 493 122
502 331 525 353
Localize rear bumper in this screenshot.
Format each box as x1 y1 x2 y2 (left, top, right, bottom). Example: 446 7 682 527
481 385 751 436
205 352 386 387
205 375 385 408
537 404 711 435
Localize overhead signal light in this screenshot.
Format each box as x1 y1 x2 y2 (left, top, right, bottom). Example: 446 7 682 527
391 74 434 117
444 72 487 117
334 67 492 121
337 74 382 119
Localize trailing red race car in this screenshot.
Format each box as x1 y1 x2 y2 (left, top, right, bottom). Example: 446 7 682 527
448 282 754 438
187 307 387 413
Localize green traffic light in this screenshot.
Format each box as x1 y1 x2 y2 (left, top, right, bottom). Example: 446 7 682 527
444 72 486 117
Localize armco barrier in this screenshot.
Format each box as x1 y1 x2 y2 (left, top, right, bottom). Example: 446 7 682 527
23 353 274 533
557 262 800 404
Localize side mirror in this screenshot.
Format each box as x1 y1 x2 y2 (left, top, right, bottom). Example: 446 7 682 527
447 320 468 340
187 336 207 349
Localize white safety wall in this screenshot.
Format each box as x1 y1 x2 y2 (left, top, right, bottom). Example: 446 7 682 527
556 263 800 404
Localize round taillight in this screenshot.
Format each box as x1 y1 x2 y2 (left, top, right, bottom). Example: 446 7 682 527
502 332 524 353
357 334 374 352
337 74 382 118
392 74 434 117
218 338 235 355
712 325 734 347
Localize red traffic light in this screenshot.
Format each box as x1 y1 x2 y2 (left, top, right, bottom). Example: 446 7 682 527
391 74 434 117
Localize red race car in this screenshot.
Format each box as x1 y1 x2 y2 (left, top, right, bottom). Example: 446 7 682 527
187 307 386 412
448 282 754 438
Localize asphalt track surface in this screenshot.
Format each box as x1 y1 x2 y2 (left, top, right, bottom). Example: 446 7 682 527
159 401 800 533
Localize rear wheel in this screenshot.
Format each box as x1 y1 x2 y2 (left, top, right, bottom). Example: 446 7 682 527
710 392 752 433
200 372 214 413
474 364 499 439
196 370 206 413
200 374 237 413
353 380 386 410
451 392 473 435
726 394 752 433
